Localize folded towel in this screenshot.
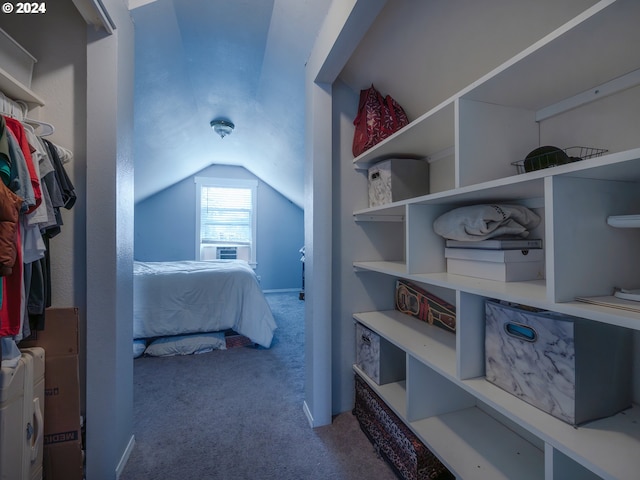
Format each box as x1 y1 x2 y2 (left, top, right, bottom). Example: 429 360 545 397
433 204 540 241
1 337 21 369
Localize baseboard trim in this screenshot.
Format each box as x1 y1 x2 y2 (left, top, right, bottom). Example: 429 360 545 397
263 288 300 294
303 400 314 428
115 435 135 479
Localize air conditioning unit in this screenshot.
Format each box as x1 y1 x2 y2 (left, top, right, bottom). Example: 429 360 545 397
216 247 237 260
200 244 251 262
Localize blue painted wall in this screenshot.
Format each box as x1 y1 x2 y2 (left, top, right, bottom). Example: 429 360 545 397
134 164 304 291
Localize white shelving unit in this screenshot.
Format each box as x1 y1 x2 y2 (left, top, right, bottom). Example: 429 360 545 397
347 1 640 479
0 29 44 109
0 67 43 108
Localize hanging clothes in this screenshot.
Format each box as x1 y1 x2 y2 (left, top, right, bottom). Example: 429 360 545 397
43 138 75 210
0 116 23 315
0 99 76 365
0 225 22 337
5 116 42 213
0 181 22 276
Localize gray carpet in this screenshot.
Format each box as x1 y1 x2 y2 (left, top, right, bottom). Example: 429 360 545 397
120 292 397 480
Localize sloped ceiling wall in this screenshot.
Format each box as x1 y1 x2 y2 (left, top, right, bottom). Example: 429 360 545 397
131 0 332 207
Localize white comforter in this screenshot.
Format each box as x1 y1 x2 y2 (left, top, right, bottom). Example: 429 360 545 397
133 260 277 348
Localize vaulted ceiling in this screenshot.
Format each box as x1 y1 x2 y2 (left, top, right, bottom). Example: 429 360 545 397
130 0 332 207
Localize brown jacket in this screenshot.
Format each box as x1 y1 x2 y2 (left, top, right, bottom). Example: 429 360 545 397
0 181 22 276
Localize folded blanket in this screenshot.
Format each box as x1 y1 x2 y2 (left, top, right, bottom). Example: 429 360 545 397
433 204 540 241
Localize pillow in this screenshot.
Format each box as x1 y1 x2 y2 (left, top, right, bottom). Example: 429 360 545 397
144 332 227 357
133 339 147 358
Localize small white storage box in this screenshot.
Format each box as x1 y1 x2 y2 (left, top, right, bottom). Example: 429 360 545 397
445 247 544 282
485 300 632 425
355 323 405 385
368 158 429 207
0 28 37 88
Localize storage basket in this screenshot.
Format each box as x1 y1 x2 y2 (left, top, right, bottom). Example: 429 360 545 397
353 373 454 480
355 323 406 385
368 158 429 207
511 146 607 174
484 300 631 425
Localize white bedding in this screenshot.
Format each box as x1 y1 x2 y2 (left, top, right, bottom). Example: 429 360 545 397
133 260 277 348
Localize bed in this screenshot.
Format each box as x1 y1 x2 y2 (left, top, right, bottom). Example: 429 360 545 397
133 260 277 352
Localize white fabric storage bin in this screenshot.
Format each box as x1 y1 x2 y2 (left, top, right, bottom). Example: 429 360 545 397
445 247 544 282
0 28 37 88
355 323 405 385
368 158 429 207
485 300 632 426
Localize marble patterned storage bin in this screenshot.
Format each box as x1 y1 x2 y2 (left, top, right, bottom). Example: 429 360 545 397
356 323 406 385
484 300 632 426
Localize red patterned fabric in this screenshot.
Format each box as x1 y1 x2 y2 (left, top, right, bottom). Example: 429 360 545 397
352 85 409 157
353 374 454 480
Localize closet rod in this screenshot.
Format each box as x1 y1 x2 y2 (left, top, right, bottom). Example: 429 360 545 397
0 89 27 120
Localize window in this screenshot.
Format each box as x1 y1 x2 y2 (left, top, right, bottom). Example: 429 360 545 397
195 177 257 266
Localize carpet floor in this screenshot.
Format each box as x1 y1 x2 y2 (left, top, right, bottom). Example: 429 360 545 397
120 292 397 480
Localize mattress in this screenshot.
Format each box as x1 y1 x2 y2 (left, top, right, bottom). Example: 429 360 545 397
133 260 277 348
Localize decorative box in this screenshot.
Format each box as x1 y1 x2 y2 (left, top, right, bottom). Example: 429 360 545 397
395 280 456 332
445 247 544 282
355 323 405 385
484 300 632 425
353 373 454 480
0 28 37 88
368 158 429 207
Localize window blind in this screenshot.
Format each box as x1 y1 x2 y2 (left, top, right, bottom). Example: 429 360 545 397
200 186 252 244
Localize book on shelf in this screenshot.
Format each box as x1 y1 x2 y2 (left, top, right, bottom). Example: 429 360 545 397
444 237 543 250
575 294 640 313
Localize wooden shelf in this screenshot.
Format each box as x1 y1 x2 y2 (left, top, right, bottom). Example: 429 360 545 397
353 365 407 418
353 310 457 379
411 407 543 480
352 101 454 170
354 362 544 480
345 2 640 479
354 261 640 331
461 1 639 113
354 261 548 306
0 66 44 107
354 310 640 479
465 378 640 480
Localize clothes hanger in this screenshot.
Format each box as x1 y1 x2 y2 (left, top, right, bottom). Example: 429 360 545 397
21 117 55 136
14 100 55 136
0 91 18 118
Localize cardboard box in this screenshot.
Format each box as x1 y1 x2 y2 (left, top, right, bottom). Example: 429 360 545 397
42 355 81 444
20 308 79 356
19 307 83 480
44 442 83 480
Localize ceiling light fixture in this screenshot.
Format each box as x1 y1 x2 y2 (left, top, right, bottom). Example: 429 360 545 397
210 119 234 139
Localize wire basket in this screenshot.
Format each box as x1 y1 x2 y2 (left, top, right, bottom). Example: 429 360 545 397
511 146 608 174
